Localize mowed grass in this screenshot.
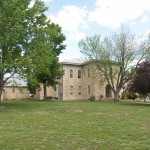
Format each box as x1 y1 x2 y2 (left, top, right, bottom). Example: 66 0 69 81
0 100 150 150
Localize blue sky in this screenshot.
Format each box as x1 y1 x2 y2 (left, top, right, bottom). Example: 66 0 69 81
41 0 150 61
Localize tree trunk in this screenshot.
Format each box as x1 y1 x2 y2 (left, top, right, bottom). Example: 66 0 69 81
43 83 47 100
113 88 121 102
0 73 4 106
0 88 3 106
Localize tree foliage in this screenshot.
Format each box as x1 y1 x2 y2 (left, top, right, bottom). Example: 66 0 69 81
26 22 66 99
79 27 149 101
126 61 150 96
0 0 65 104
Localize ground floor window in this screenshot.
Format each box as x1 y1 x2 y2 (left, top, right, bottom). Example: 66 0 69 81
70 86 73 95
78 86 81 95
88 85 90 94
105 84 112 98
12 88 15 93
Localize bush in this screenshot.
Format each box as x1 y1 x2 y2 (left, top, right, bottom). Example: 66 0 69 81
88 96 95 101
125 92 139 100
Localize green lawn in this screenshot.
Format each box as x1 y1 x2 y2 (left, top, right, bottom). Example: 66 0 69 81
0 100 150 150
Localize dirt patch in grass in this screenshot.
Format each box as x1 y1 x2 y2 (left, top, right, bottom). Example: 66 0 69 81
33 111 52 116
68 108 84 113
0 106 5 110
140 124 150 130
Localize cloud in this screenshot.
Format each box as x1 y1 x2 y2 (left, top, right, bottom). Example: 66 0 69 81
130 21 137 27
89 0 150 28
43 0 53 2
141 15 149 23
68 32 85 41
49 5 89 32
29 0 52 8
145 29 150 36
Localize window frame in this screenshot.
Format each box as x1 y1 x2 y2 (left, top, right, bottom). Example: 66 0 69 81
70 85 73 95
88 85 90 94
70 69 73 78
78 70 81 79
78 85 82 95
88 68 90 77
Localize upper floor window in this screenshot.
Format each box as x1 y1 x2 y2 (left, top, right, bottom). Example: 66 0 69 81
78 70 81 78
88 68 90 77
70 69 73 78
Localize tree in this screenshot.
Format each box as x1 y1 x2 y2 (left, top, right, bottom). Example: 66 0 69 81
27 80 40 96
126 61 150 96
0 0 65 104
79 27 149 101
26 22 65 100
27 56 64 100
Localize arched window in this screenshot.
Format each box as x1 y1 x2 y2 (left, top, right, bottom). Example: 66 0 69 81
88 68 90 77
105 84 112 98
70 86 73 95
78 70 81 78
70 69 73 78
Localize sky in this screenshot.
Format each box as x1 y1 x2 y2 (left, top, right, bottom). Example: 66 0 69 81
41 0 150 61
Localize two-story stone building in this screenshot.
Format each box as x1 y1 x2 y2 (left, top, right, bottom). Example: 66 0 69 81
36 60 113 100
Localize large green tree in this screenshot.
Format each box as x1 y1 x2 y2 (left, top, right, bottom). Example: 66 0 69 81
0 0 65 104
26 23 65 99
27 56 64 100
79 28 149 101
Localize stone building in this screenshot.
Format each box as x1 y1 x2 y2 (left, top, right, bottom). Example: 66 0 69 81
2 77 30 100
35 60 113 100
55 61 113 100
3 86 30 100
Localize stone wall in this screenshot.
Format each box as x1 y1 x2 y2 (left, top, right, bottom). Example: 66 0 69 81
34 84 57 100
3 86 30 100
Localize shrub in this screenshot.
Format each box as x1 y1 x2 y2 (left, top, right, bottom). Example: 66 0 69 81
88 96 95 101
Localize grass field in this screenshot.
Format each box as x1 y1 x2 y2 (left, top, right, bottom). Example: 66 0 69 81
0 100 150 150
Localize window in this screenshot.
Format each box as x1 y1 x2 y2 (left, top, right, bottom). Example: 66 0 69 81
70 86 73 95
106 84 112 98
78 70 81 78
12 88 15 93
70 69 73 78
78 86 82 95
88 68 90 77
88 85 90 94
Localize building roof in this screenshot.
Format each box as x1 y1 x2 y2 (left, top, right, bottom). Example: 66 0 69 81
5 77 27 87
60 58 85 65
